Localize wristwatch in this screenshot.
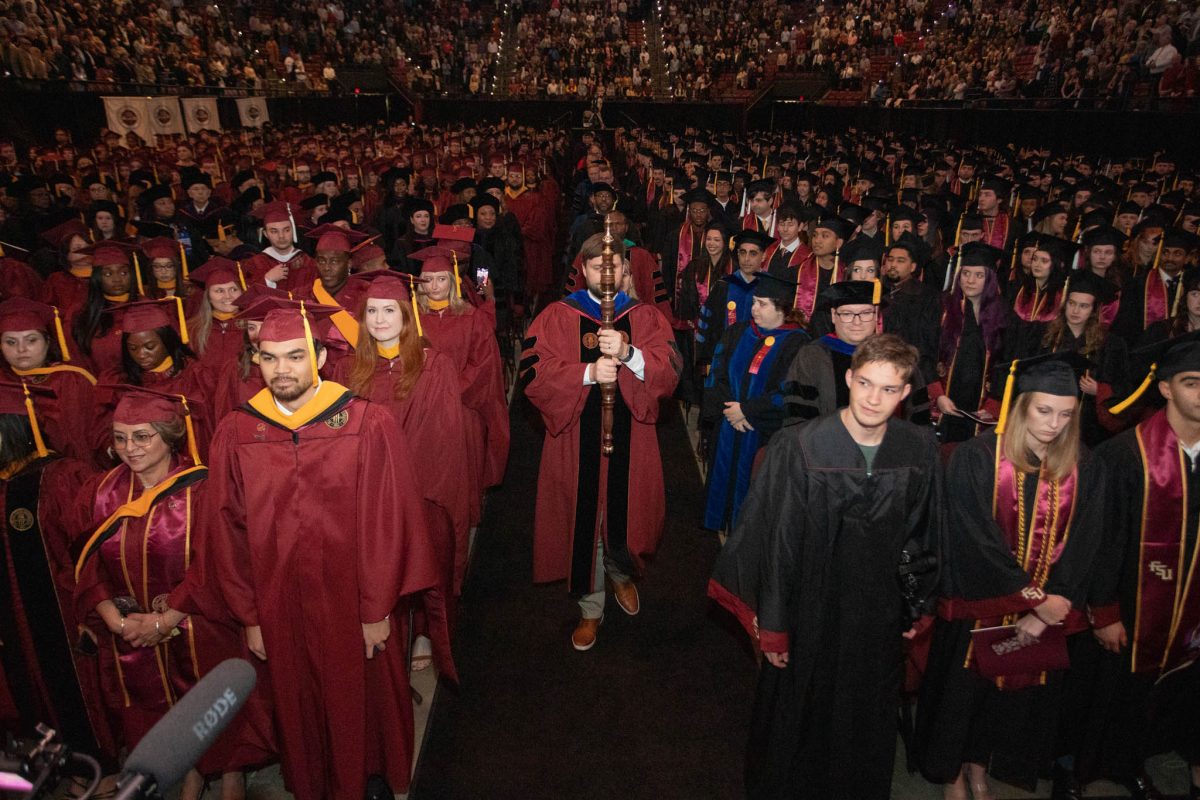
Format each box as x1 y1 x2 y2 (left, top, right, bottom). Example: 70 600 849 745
619 344 636 364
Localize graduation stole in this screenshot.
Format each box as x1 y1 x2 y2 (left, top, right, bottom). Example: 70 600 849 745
74 465 208 581
1143 269 1180 330
981 213 1009 249
762 239 807 272
1130 412 1200 676
1101 292 1121 328
676 224 701 279
246 381 353 431
11 363 98 385
791 252 839 319
741 211 775 237
1013 283 1063 323
311 279 360 347
987 442 1078 689
940 301 992 429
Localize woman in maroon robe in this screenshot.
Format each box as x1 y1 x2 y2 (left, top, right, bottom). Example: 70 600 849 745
413 247 509 523
185 258 248 378
335 274 471 668
71 241 143 376
39 219 93 322
96 300 213 462
0 383 115 761
0 297 100 465
74 387 273 800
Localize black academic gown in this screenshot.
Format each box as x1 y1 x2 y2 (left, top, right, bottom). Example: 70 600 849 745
709 413 941 799
915 433 1105 791
1067 420 1200 782
883 278 942 385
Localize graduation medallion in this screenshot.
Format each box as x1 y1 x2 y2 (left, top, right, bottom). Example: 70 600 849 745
325 409 350 429
582 332 599 350
8 507 33 531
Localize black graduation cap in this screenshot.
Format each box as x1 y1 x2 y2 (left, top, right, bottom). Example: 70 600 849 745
180 169 212 190
814 216 853 240
993 350 1094 433
979 175 1013 196
588 182 617 197
958 212 985 231
130 219 175 238
889 205 921 225
311 171 338 186
1017 185 1046 202
140 184 174 206
818 280 883 308
1063 270 1115 305
1032 235 1078 266
840 236 884 265
470 193 500 212
1111 330 1200 414
957 241 1005 269
839 203 868 226
682 188 716 206
745 179 775 197
1080 226 1126 249
1163 228 1200 251
1032 202 1069 226
731 229 776 250
299 193 330 211
439 204 473 225
753 272 798 304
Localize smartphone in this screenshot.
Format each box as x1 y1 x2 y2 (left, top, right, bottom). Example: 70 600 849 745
475 267 489 287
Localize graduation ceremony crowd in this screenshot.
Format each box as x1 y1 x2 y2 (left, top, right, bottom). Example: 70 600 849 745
0 109 1199 800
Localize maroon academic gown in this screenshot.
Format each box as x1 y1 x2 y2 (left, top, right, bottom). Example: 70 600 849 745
0 456 116 758
189 316 246 378
41 271 90 322
332 349 472 595
521 294 681 589
0 258 44 300
74 462 274 772
3 364 100 466
199 387 450 799
420 302 510 512
505 188 554 295
243 250 317 295
211 356 265 420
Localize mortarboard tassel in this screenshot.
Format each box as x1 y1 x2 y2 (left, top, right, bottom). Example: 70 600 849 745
884 213 891 247
299 301 320 385
217 223 227 243
871 279 882 305
22 382 48 458
52 306 71 362
170 297 189 344
994 360 1020 435
1110 363 1157 415
179 242 189 281
451 251 462 299
236 261 247 291
132 252 145 297
179 395 203 466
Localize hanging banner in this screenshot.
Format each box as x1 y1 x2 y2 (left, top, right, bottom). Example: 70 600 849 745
147 96 185 138
181 97 222 133
236 97 270 128
102 96 154 145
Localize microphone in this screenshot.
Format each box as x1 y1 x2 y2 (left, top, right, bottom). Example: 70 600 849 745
113 658 257 800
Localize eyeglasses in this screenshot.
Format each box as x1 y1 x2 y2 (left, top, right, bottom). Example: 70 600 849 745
833 309 878 322
112 431 160 449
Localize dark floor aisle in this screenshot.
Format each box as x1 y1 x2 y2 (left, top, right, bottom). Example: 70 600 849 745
409 399 757 800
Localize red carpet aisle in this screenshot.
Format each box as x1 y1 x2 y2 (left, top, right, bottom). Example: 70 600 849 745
409 399 757 799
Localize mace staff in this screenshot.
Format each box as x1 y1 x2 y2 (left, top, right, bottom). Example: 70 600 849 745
599 217 617 456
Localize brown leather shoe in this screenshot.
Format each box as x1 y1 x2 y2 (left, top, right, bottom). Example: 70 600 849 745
571 616 602 651
611 579 640 616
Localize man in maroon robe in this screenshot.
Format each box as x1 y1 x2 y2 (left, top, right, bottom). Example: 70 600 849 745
503 162 554 301
521 233 681 651
194 306 450 799
242 201 317 294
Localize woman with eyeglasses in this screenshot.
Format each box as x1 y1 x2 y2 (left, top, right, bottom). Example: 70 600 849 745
75 388 273 800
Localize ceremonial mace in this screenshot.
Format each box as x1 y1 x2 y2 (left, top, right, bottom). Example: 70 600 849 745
600 217 618 456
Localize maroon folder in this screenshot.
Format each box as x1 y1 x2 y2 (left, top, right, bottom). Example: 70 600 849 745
971 623 1069 678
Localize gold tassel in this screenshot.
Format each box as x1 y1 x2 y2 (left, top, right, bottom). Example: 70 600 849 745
218 223 227 243
179 242 189 281
884 213 891 247
994 360 1020 434
52 306 71 362
172 297 189 344
179 395 202 466
871 279 882 305
300 302 319 384
452 251 462 298
132 252 145 297
1110 364 1157 414
236 261 247 291
407 276 424 338
22 382 48 457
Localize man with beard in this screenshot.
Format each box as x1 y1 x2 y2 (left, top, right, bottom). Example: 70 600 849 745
882 234 941 385
195 305 450 799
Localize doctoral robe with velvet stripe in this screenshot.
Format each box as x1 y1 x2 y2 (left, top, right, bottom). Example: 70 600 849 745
0 455 115 758
520 292 681 591
702 320 809 531
192 389 448 799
